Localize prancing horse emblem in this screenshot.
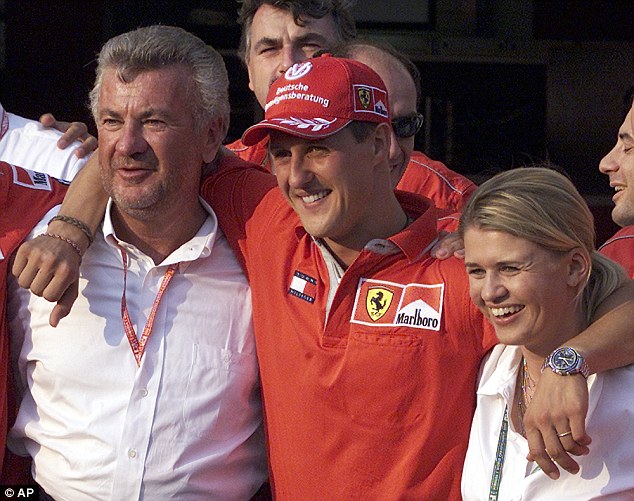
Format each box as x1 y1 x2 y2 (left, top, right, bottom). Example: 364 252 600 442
358 87 371 108
366 287 394 321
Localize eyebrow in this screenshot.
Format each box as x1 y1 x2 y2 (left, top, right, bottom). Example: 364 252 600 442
464 260 523 268
619 132 634 143
253 37 280 51
253 32 331 52
98 108 171 121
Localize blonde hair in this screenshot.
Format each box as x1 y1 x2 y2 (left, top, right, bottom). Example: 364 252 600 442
459 167 626 324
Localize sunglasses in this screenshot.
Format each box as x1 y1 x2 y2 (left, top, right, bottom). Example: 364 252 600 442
391 113 424 138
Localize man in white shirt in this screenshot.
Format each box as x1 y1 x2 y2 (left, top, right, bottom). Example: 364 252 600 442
7 25 267 500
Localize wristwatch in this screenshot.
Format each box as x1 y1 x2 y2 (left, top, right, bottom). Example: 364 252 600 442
541 346 590 378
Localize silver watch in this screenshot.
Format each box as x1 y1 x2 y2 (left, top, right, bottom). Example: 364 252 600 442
542 346 589 378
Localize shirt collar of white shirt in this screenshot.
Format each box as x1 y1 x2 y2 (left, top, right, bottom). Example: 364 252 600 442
102 196 220 267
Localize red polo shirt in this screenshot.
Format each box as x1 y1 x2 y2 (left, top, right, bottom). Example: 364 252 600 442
599 226 634 278
0 162 67 476
202 159 496 500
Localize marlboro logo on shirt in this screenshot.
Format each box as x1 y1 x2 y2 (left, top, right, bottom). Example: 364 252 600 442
11 165 52 191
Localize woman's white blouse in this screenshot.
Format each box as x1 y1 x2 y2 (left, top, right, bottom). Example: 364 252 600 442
462 344 634 500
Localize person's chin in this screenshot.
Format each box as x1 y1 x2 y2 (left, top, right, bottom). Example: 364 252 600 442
612 202 634 227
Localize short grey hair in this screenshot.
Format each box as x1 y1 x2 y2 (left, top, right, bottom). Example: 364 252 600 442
90 25 230 136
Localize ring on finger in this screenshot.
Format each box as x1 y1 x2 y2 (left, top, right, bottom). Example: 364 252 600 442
557 430 573 438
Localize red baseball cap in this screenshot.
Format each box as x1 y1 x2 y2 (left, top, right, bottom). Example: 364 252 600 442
241 54 390 146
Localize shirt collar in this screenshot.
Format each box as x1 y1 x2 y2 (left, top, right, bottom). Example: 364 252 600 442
385 191 443 262
477 345 523 400
102 196 220 266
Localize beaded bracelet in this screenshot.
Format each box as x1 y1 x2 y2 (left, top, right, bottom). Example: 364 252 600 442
48 215 94 246
41 232 82 257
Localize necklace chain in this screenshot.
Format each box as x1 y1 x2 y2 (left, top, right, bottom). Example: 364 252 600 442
517 357 537 436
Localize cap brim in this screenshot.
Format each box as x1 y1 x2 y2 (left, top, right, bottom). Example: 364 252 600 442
241 117 351 146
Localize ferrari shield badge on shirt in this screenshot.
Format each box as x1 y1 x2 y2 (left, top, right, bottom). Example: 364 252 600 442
366 287 394 321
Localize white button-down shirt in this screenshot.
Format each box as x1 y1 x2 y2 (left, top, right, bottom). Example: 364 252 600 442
0 102 87 181
8 199 267 500
462 345 634 500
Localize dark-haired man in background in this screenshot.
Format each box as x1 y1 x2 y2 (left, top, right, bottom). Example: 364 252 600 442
599 100 634 277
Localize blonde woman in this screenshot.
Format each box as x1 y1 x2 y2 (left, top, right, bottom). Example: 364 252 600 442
460 167 634 499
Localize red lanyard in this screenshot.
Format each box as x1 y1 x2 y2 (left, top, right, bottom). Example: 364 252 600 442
120 248 177 366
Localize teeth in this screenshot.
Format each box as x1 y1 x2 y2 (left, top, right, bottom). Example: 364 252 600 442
301 190 330 203
615 186 625 192
490 305 523 317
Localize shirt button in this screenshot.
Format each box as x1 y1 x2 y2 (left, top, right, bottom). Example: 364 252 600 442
140 388 148 397
128 448 137 459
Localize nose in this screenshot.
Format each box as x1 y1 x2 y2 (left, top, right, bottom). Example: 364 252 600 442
388 131 401 164
599 144 619 175
480 273 508 303
388 132 404 186
115 121 147 157
287 154 313 189
278 45 303 75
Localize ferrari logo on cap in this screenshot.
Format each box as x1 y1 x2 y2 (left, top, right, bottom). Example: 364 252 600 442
366 287 394 321
357 87 371 109
353 85 388 118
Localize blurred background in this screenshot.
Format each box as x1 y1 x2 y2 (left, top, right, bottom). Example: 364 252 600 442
0 0 632 243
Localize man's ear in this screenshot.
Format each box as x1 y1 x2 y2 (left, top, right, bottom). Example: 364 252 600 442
246 61 255 93
566 248 590 288
372 122 391 160
202 116 226 164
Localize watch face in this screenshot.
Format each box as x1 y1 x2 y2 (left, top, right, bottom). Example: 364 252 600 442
552 347 579 372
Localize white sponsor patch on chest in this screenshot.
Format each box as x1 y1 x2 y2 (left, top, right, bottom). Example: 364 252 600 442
351 278 444 331
12 164 52 191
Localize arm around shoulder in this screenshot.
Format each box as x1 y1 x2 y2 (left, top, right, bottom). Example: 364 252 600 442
523 278 634 478
12 152 107 326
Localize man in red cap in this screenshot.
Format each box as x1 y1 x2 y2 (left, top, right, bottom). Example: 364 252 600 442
229 1 475 213
202 54 634 498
